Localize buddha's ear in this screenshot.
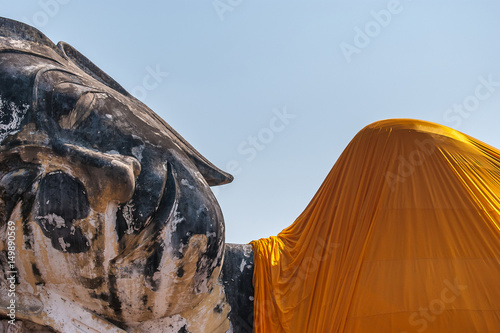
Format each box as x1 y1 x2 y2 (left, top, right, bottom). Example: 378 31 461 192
58 41 130 97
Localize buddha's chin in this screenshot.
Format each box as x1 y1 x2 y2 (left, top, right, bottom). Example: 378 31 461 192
107 233 221 323
42 231 221 323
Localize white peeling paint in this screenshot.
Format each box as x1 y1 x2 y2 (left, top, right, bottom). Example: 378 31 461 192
0 95 29 143
57 237 70 252
37 213 65 229
180 179 195 189
131 145 145 162
239 259 246 273
121 201 136 234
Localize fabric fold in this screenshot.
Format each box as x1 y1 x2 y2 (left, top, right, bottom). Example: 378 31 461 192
251 119 500 332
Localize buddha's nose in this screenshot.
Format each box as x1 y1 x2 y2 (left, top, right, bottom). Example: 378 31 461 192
57 143 142 207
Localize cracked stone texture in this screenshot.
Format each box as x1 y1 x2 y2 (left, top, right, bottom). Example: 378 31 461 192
0 17 254 332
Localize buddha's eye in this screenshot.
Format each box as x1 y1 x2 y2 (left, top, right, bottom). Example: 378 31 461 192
51 82 97 129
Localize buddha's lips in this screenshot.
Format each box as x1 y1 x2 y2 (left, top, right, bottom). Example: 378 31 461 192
113 161 177 254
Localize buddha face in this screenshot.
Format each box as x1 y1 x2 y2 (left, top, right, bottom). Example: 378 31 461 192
0 20 232 324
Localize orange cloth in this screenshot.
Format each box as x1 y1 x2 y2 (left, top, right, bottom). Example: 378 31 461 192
250 119 500 332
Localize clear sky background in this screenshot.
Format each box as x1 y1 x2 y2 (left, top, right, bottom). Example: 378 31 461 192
2 1 500 244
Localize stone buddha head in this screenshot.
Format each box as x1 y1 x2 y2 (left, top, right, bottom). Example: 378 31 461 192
0 17 233 328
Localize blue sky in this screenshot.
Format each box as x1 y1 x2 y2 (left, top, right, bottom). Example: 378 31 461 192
2 1 500 244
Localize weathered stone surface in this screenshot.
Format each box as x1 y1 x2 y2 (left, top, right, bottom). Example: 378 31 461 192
0 17 254 332
221 244 254 333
